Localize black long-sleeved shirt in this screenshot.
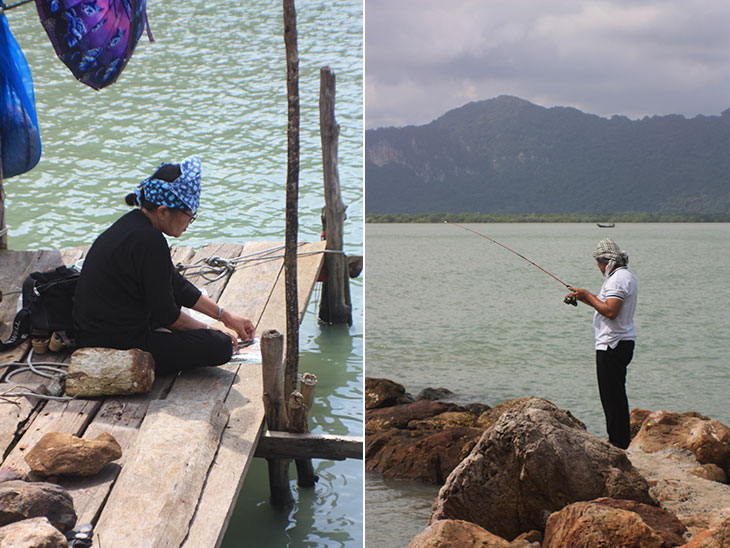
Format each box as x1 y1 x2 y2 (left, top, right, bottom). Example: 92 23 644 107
74 209 201 347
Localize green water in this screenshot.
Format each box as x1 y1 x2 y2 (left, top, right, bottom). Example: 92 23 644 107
365 222 730 547
4 1 362 546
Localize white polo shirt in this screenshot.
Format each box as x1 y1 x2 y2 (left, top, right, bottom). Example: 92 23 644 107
593 266 637 350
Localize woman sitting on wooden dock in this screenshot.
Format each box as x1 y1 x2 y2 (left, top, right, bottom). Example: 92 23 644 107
73 155 255 375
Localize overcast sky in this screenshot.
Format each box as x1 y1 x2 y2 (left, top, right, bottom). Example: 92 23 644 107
365 0 730 129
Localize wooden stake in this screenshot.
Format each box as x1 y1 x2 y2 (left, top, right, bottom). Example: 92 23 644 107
288 390 318 487
261 329 293 508
318 66 351 325
1 154 7 250
300 372 317 412
283 0 300 412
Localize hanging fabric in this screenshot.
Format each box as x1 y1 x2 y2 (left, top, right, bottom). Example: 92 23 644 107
0 6 42 178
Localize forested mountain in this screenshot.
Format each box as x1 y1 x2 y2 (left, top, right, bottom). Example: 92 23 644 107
365 96 730 215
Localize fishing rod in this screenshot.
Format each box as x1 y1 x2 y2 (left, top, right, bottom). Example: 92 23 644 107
445 221 578 305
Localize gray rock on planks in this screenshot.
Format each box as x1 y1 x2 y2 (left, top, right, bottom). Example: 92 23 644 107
0 517 69 548
0 480 77 532
94 399 229 548
65 347 155 397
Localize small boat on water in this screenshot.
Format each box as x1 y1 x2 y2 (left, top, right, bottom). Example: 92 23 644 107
597 222 615 228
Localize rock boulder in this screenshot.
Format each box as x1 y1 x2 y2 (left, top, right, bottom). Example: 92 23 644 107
366 395 487 484
65 347 155 397
544 498 685 548
365 377 414 410
679 511 730 548
409 519 540 548
24 432 122 477
0 517 69 548
0 480 76 532
630 410 730 476
430 398 653 540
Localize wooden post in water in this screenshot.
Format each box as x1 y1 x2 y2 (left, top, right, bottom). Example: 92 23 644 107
318 66 352 325
261 329 293 508
282 0 300 411
288 372 318 487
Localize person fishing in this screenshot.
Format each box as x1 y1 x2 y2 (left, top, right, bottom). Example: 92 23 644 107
73 155 255 375
567 238 637 449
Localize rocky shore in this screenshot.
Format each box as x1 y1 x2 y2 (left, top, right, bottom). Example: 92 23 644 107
366 377 730 547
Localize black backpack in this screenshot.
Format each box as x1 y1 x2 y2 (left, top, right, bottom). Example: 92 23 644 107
0 265 80 351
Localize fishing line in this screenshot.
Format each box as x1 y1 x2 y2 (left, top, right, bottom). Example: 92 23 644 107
445 221 574 294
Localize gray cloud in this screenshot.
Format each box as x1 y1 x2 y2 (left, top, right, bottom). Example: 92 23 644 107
365 0 730 128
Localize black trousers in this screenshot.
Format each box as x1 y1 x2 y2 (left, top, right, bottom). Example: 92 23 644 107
596 340 635 449
79 328 233 376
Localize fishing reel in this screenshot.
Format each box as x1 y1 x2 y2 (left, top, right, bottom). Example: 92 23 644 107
563 293 578 306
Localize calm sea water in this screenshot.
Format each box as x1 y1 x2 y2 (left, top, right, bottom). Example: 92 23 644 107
365 222 730 547
4 2 363 546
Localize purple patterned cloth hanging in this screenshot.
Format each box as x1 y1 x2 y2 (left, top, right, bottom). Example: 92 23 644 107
35 0 154 90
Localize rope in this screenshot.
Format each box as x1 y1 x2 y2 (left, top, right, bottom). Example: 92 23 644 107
0 349 73 402
176 245 342 281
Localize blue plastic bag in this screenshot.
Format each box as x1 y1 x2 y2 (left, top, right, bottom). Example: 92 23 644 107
0 11 41 178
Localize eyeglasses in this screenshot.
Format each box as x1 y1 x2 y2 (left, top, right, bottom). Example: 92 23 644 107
180 210 197 224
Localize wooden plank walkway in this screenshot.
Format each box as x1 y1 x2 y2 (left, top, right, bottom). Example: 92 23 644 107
0 240 326 547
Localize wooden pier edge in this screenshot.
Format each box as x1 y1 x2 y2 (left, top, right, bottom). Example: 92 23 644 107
254 431 363 461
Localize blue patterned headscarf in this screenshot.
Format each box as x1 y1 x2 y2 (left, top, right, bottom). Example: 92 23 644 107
135 155 202 212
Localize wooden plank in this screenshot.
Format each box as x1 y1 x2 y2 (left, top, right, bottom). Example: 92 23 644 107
59 245 198 526
94 399 229 548
255 431 363 461
182 360 265 548
257 241 326 335
178 242 243 302
59 246 89 268
0 344 76 461
215 241 285 329
59 376 177 525
1 398 103 477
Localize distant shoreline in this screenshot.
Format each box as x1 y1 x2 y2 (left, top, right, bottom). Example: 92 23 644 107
366 213 730 223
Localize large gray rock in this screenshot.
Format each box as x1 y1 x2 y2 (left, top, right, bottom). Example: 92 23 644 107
0 480 76 532
25 432 122 477
430 398 653 540
0 517 68 548
65 347 154 397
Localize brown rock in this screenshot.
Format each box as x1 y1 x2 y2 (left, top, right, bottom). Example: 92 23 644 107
544 499 668 548
630 411 730 473
0 517 69 548
627 444 730 537
417 387 456 401
475 397 583 431
409 411 478 430
431 398 653 540
679 512 730 548
366 426 482 484
409 519 538 548
631 408 652 439
366 400 459 433
24 432 122 477
365 377 414 410
65 347 155 397
591 497 686 546
0 480 76 532
688 464 727 484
